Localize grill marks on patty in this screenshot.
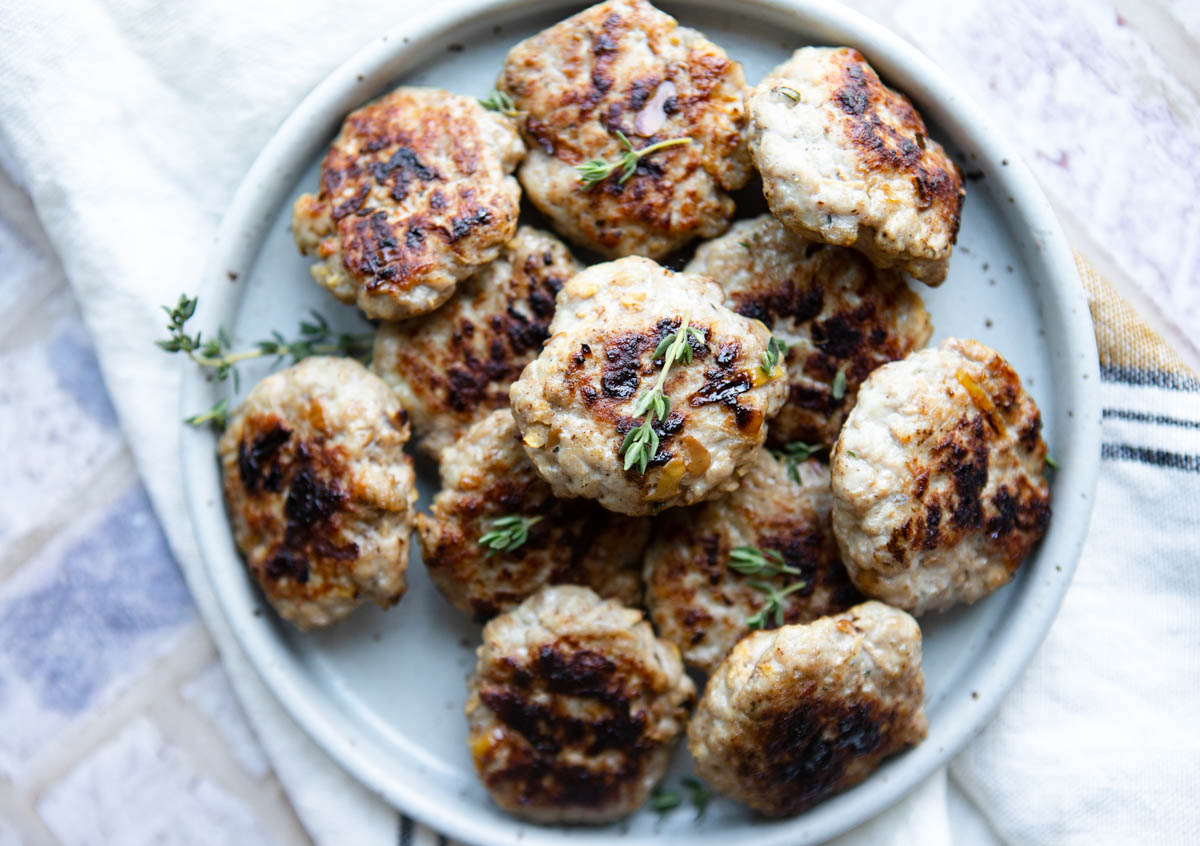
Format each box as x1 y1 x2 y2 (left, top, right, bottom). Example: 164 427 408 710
234 415 359 592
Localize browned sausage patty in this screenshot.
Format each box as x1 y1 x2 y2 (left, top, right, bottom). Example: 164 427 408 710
293 87 523 319
372 226 580 460
218 357 417 630
417 409 647 622
689 601 927 816
466 586 694 823
644 449 860 673
687 214 932 445
498 0 751 258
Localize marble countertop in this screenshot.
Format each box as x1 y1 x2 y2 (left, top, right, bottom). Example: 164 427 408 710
0 0 1194 843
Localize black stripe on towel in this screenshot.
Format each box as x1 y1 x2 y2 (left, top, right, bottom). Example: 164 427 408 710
1101 442 1200 473
1101 365 1200 392
1102 408 1200 430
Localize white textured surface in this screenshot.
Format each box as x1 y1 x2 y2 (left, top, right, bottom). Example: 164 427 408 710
894 0 1200 367
38 718 274 846
182 664 272 779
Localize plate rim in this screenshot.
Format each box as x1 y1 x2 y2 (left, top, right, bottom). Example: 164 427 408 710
181 1 1102 843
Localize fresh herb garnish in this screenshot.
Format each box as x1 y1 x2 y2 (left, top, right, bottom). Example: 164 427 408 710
746 579 808 630
773 85 803 103
576 130 691 190
1045 454 1059 470
728 545 802 578
479 89 519 117
760 335 788 377
682 777 710 818
619 314 704 474
649 779 709 817
158 294 373 428
772 440 825 483
184 398 230 430
477 515 542 556
649 787 682 813
732 546 808 630
831 366 847 401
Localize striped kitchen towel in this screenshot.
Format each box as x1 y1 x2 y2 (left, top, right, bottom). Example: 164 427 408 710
944 256 1200 845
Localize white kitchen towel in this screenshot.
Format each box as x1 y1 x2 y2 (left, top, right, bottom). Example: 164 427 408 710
0 1 1195 845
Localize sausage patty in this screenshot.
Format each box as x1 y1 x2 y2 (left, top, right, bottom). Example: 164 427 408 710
688 601 927 816
830 338 1051 614
372 226 580 460
466 585 694 823
417 409 647 622
498 0 752 258
218 357 417 629
509 256 789 515
748 47 965 285
293 87 523 319
644 449 860 673
687 214 932 445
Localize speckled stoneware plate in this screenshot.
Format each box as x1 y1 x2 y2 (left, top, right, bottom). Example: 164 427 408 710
181 1 1100 843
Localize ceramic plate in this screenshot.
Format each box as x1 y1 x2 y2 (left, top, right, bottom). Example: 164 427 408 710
181 1 1100 843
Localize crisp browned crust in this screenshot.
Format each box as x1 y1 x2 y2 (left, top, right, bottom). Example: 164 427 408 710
644 451 860 673
466 586 694 823
828 50 963 229
687 215 932 445
687 601 927 817
416 410 647 621
498 0 751 258
509 258 789 515
831 338 1052 613
292 87 523 319
218 358 416 629
749 47 965 285
875 349 1050 574
372 227 580 459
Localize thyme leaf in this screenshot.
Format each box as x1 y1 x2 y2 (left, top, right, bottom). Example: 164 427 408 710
772 440 826 483
745 579 809 630
619 314 703 474
477 515 542 556
831 366 847 401
479 89 519 117
576 131 691 190
728 545 802 578
773 84 803 103
159 294 374 429
759 335 788 377
650 788 682 813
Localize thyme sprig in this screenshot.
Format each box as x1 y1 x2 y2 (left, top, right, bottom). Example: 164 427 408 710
649 787 682 813
732 545 808 630
478 515 542 556
746 579 809 630
772 440 826 483
184 399 230 430
760 335 788 377
576 131 691 189
158 294 373 428
619 314 704 474
728 545 802 578
648 778 710 817
479 89 519 117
